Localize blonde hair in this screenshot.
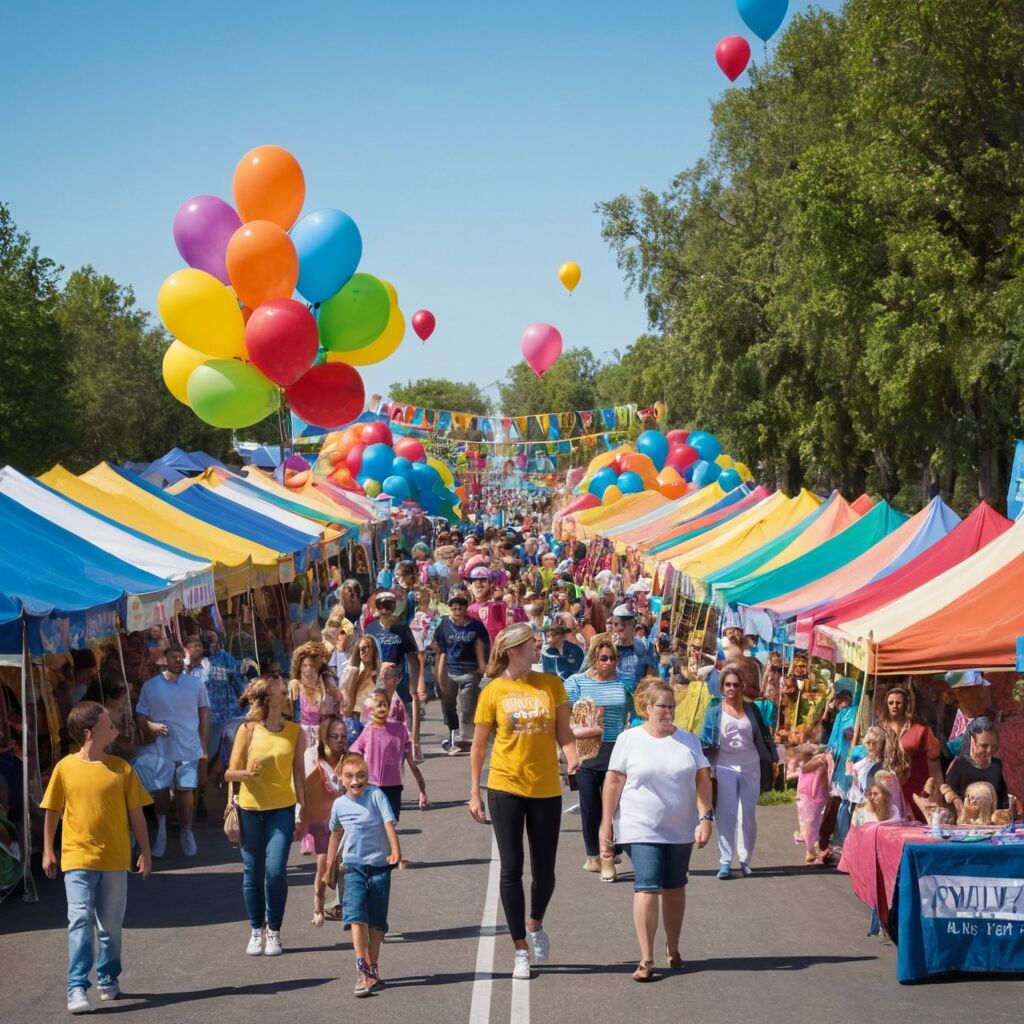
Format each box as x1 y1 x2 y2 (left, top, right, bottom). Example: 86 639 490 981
633 676 665 720
485 622 535 677
242 674 288 723
584 632 617 671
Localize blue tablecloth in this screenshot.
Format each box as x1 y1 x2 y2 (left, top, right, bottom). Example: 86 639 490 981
896 840 1024 983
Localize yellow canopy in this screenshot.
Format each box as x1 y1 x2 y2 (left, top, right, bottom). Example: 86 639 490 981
571 491 669 539
39 465 281 599
241 468 377 526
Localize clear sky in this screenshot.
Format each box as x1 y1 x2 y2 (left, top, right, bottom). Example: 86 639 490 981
2 0 841 406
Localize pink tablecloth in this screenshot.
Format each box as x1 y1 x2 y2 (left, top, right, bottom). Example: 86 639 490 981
838 823 939 924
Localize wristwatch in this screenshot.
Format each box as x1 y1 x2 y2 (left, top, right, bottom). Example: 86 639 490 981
698 813 715 823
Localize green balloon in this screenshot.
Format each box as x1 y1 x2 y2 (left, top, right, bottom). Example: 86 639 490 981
186 359 280 429
318 273 391 352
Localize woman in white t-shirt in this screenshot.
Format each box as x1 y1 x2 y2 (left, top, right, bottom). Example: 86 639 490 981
599 680 714 982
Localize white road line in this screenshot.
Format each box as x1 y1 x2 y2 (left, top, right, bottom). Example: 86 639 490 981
469 834 501 1024
510 967 530 1024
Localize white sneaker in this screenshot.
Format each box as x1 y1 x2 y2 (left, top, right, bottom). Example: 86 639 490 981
180 830 197 857
67 988 90 1013
527 927 550 963
512 950 531 980
264 929 283 956
152 831 167 859
246 928 264 955
98 983 120 1001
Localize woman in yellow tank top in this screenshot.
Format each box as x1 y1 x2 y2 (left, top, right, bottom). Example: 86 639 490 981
226 673 307 957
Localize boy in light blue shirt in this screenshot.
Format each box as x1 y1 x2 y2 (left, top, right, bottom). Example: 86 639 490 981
326 752 404 998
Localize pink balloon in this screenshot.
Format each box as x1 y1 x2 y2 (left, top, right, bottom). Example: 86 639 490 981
666 443 700 472
412 310 436 342
666 429 691 446
393 437 427 463
520 323 563 377
715 36 751 82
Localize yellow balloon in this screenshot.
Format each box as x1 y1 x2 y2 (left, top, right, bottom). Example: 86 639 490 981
380 278 398 306
158 269 246 358
328 306 405 367
426 456 454 489
162 340 209 405
558 261 581 293
579 445 632 489
602 484 623 506
715 454 734 469
734 461 751 481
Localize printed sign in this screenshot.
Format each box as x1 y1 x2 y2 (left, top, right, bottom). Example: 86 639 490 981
920 874 1024 922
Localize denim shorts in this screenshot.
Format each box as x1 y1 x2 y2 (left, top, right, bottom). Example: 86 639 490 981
342 862 392 931
149 757 200 791
627 842 694 892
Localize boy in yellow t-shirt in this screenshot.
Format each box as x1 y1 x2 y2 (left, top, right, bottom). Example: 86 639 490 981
41 701 153 1014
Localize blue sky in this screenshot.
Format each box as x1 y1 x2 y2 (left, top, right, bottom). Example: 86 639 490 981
2 1 841 405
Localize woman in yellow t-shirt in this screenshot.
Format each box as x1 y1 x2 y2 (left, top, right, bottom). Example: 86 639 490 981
226 673 306 957
469 622 578 981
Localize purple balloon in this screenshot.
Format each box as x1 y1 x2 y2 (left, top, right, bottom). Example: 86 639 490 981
172 195 242 285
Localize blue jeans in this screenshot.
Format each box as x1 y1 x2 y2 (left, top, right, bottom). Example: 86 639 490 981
65 870 127 996
239 805 295 930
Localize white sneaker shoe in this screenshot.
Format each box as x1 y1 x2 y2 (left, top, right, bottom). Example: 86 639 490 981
152 831 167 859
180 830 197 857
264 929 283 956
527 927 550 963
512 950 531 980
246 928 264 955
98 983 120 1001
67 988 90 1014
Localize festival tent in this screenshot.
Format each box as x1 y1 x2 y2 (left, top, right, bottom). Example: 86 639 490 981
722 500 909 614
645 487 774 556
850 494 876 515
805 502 1012 660
0 592 21 659
667 490 824 577
820 513 1024 671
569 490 676 540
0 467 214 588
241 467 382 525
703 492 860 604
91 464 316 573
39 465 281 598
604 485 757 549
752 497 961 636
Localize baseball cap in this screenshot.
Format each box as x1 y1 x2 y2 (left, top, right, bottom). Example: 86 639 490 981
611 603 635 619
375 590 397 604
468 565 492 581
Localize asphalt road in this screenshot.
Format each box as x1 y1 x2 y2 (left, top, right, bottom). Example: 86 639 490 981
5 712 1024 1022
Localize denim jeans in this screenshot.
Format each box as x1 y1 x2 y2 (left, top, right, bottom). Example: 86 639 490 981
239 805 295 930
65 870 128 996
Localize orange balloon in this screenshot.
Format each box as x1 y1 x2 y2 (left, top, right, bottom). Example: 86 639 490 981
241 305 254 324
225 221 298 309
655 466 687 499
330 466 357 491
233 145 305 229
619 452 658 486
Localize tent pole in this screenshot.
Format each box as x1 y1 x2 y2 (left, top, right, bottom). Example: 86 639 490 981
20 623 37 903
249 589 261 672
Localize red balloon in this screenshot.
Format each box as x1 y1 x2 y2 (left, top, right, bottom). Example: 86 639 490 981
666 429 690 447
716 36 751 82
285 361 366 430
244 299 318 386
393 437 426 463
345 442 366 478
360 420 394 447
411 309 436 342
665 443 700 472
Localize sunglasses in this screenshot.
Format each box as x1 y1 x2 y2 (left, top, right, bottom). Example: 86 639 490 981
722 681 742 688
597 655 617 663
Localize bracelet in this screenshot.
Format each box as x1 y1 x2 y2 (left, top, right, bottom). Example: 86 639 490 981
698 813 715 823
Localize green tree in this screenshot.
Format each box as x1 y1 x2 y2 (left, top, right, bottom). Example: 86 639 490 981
388 377 493 415
498 346 602 415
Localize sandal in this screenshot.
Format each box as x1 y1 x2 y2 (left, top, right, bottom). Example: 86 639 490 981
666 949 684 969
632 960 656 982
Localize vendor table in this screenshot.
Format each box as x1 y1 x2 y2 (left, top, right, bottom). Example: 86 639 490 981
840 822 1024 983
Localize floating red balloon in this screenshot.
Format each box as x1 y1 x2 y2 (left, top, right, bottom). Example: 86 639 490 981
715 35 751 82
360 420 394 447
285 361 365 429
244 299 318 386
412 309 436 342
393 437 427 463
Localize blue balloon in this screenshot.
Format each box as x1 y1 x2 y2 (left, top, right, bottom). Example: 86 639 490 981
692 460 722 488
718 468 742 491
361 443 394 481
382 474 411 500
391 456 415 483
411 461 442 493
418 488 443 513
588 465 619 499
617 471 645 494
683 463 696 483
737 0 788 41
435 486 459 507
688 431 722 463
635 430 669 471
291 208 363 304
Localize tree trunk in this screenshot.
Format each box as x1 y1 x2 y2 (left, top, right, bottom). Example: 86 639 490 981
783 454 803 497
874 450 900 502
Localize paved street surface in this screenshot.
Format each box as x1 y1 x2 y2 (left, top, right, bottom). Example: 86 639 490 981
5 713 1024 1022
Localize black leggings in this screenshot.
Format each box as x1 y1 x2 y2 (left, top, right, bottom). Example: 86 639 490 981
487 789 562 941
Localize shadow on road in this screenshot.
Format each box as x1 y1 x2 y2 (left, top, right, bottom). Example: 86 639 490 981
388 922 508 943
95 977 335 1011
405 857 491 871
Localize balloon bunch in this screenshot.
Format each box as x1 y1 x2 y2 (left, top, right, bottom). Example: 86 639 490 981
715 0 788 82
318 421 463 519
160 145 414 431
578 429 752 506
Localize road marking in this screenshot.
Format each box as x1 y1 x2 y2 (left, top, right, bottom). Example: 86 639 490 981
469 834 501 1024
511 967 530 1024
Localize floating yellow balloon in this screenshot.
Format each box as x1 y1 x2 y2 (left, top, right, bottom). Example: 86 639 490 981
558 261 581 294
162 340 209 405
158 268 246 358
734 461 751 481
426 456 454 489
328 282 405 367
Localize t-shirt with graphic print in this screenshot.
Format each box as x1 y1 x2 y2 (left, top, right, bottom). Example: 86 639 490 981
474 672 568 799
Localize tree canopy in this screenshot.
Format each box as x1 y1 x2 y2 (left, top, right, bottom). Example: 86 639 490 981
388 377 493 415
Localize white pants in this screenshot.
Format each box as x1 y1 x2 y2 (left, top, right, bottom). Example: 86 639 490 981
715 764 760 866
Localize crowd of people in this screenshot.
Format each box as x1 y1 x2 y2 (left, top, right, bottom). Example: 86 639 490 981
34 508 1020 1010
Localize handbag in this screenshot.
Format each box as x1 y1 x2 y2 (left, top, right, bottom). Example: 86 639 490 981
223 723 254 846
571 698 601 764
